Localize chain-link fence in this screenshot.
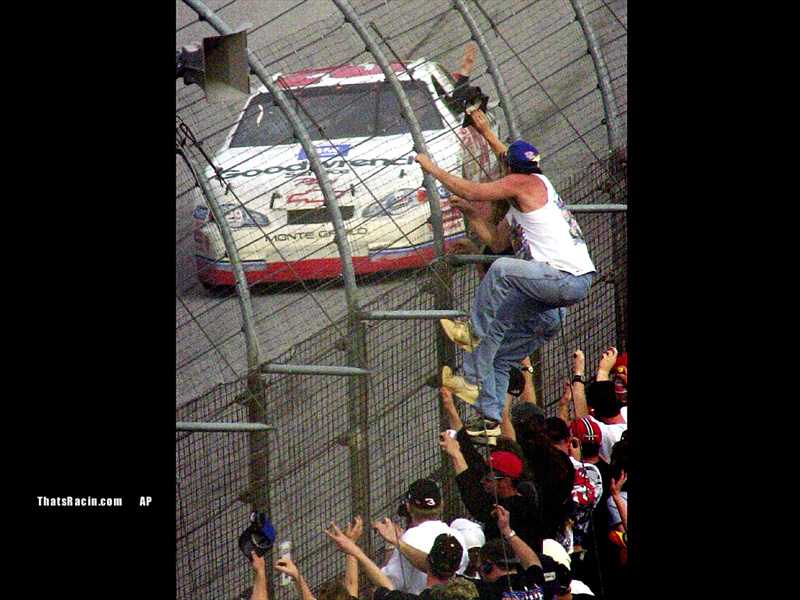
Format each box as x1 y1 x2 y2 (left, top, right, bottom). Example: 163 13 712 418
176 1 626 598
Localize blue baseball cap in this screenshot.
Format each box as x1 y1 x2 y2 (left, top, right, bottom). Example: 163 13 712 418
507 140 541 173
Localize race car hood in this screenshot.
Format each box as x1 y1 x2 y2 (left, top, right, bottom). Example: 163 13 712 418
205 131 454 220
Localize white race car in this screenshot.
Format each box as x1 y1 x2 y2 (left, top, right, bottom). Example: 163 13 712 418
192 58 499 286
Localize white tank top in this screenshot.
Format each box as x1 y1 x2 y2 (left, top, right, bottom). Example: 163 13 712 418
505 174 596 276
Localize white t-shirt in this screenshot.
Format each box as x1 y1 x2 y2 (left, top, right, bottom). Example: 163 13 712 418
589 415 627 463
380 520 469 594
505 174 596 276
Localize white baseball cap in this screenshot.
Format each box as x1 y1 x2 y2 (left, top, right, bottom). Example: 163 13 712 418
449 518 485 550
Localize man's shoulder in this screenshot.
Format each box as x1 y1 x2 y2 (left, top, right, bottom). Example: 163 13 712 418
406 519 447 532
403 520 449 543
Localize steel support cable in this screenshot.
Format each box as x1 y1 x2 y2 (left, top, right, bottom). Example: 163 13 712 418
276 89 492 281
175 285 240 379
229 17 498 294
284 42 501 297
504 7 622 156
175 315 253 373
257 15 347 71
332 0 447 259
332 1 467 565
176 137 243 381
365 32 502 186
176 0 236 34
404 10 454 59
597 0 628 31
272 15 473 311
512 54 594 101
360 7 605 282
275 77 442 264
177 166 366 446
240 0 314 38
179 9 373 521
254 0 344 63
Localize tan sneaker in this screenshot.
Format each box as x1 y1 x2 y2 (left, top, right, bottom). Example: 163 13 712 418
442 366 479 405
440 319 480 352
463 415 501 437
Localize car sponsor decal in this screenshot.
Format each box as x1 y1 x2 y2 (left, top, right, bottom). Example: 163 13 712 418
220 155 416 180
193 205 210 221
298 144 350 160
265 226 369 243
285 176 352 205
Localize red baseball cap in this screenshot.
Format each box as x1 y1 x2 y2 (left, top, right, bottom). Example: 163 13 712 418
569 417 602 444
487 451 523 478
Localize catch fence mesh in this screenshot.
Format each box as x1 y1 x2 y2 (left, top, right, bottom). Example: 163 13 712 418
176 1 626 598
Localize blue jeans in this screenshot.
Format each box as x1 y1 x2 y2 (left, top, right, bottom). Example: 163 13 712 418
461 257 593 421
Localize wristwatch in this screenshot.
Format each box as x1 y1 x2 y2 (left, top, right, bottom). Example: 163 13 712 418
572 374 585 384
519 366 534 373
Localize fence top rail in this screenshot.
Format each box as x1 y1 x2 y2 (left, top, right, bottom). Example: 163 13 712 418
567 204 627 212
176 422 275 432
259 364 371 376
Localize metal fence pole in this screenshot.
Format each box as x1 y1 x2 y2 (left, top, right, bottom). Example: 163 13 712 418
331 0 465 528
176 144 262 376
568 0 623 152
331 0 447 260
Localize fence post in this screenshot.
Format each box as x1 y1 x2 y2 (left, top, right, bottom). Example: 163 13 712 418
331 0 447 260
176 143 262 377
568 0 623 152
331 0 461 554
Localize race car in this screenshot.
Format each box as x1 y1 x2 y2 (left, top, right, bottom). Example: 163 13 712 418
192 58 500 287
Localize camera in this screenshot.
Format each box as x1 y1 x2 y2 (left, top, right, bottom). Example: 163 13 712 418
238 511 276 560
446 84 489 128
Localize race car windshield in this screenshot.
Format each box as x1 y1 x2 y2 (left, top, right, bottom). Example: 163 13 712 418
230 80 444 148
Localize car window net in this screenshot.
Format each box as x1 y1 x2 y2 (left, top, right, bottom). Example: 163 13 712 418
229 80 444 148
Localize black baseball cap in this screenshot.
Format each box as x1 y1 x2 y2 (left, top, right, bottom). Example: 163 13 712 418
406 478 442 508
427 533 463 577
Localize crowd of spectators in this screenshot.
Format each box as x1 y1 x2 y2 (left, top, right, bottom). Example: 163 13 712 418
245 346 628 600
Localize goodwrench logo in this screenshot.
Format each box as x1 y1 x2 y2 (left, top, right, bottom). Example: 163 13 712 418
219 155 417 180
